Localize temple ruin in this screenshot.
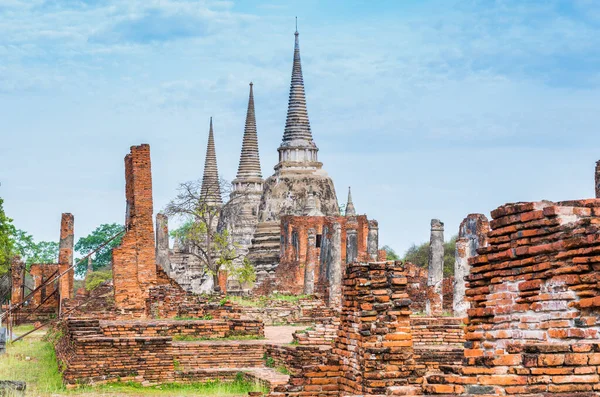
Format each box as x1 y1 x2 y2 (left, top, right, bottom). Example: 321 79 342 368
4 25 600 397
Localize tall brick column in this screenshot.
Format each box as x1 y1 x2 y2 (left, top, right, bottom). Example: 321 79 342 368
10 257 25 306
58 213 74 306
595 160 600 198
113 144 157 312
303 228 317 295
426 218 444 316
155 213 170 275
453 214 489 317
335 261 418 395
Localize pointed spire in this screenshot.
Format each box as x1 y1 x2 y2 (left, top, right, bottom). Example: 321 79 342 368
280 24 316 150
235 82 263 182
200 117 222 206
345 186 356 217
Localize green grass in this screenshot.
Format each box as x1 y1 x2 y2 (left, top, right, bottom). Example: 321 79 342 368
0 329 268 396
275 366 290 375
172 334 265 342
0 330 64 394
223 293 310 308
174 315 214 321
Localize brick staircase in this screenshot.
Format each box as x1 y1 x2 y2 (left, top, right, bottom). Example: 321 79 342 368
172 340 289 390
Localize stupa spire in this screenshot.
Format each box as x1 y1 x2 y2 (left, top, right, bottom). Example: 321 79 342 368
200 117 222 206
345 186 356 217
277 23 319 167
235 82 262 182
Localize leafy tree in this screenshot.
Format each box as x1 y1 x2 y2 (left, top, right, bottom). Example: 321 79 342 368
382 245 401 261
166 178 252 292
403 235 457 276
0 198 16 275
12 229 59 268
74 223 125 276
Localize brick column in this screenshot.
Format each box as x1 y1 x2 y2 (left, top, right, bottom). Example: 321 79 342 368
426 219 444 316
113 144 157 312
303 228 317 295
453 214 489 317
335 261 417 395
155 213 170 275
346 228 358 264
367 220 379 261
58 213 74 306
328 223 342 308
10 257 25 306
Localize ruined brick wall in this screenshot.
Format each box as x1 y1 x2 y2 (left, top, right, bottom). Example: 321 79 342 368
273 215 371 297
29 263 59 309
98 318 263 339
58 213 74 305
55 319 175 386
404 261 454 313
145 285 240 320
335 261 421 395
113 144 157 311
426 199 600 396
410 317 465 346
268 345 341 396
292 317 339 345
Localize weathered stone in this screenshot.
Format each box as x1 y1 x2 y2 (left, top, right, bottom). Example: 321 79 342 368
328 223 342 308
247 29 339 279
303 228 317 295
453 214 489 317
155 213 170 275
367 220 379 261
426 218 444 316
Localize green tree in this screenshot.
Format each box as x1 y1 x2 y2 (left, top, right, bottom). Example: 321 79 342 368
12 229 59 268
382 245 401 261
74 223 125 276
0 198 16 275
403 236 457 276
166 178 253 292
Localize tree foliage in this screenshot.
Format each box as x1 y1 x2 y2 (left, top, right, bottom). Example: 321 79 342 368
0 198 16 275
12 229 59 269
403 235 457 276
382 245 401 261
74 223 125 276
166 178 254 292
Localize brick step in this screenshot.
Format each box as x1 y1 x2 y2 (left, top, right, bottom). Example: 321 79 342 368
173 341 266 370
176 367 289 391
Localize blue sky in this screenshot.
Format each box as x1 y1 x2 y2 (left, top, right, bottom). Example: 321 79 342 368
1 0 599 256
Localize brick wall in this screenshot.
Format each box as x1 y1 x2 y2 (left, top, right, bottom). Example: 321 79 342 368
404 261 454 313
98 319 263 339
145 285 241 320
425 199 600 396
29 264 59 308
335 262 421 396
113 144 157 311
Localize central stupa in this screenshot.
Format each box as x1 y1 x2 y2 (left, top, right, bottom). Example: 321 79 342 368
248 28 339 281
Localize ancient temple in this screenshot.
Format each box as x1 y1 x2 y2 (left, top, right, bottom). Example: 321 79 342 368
247 28 339 285
167 119 221 293
221 83 264 289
